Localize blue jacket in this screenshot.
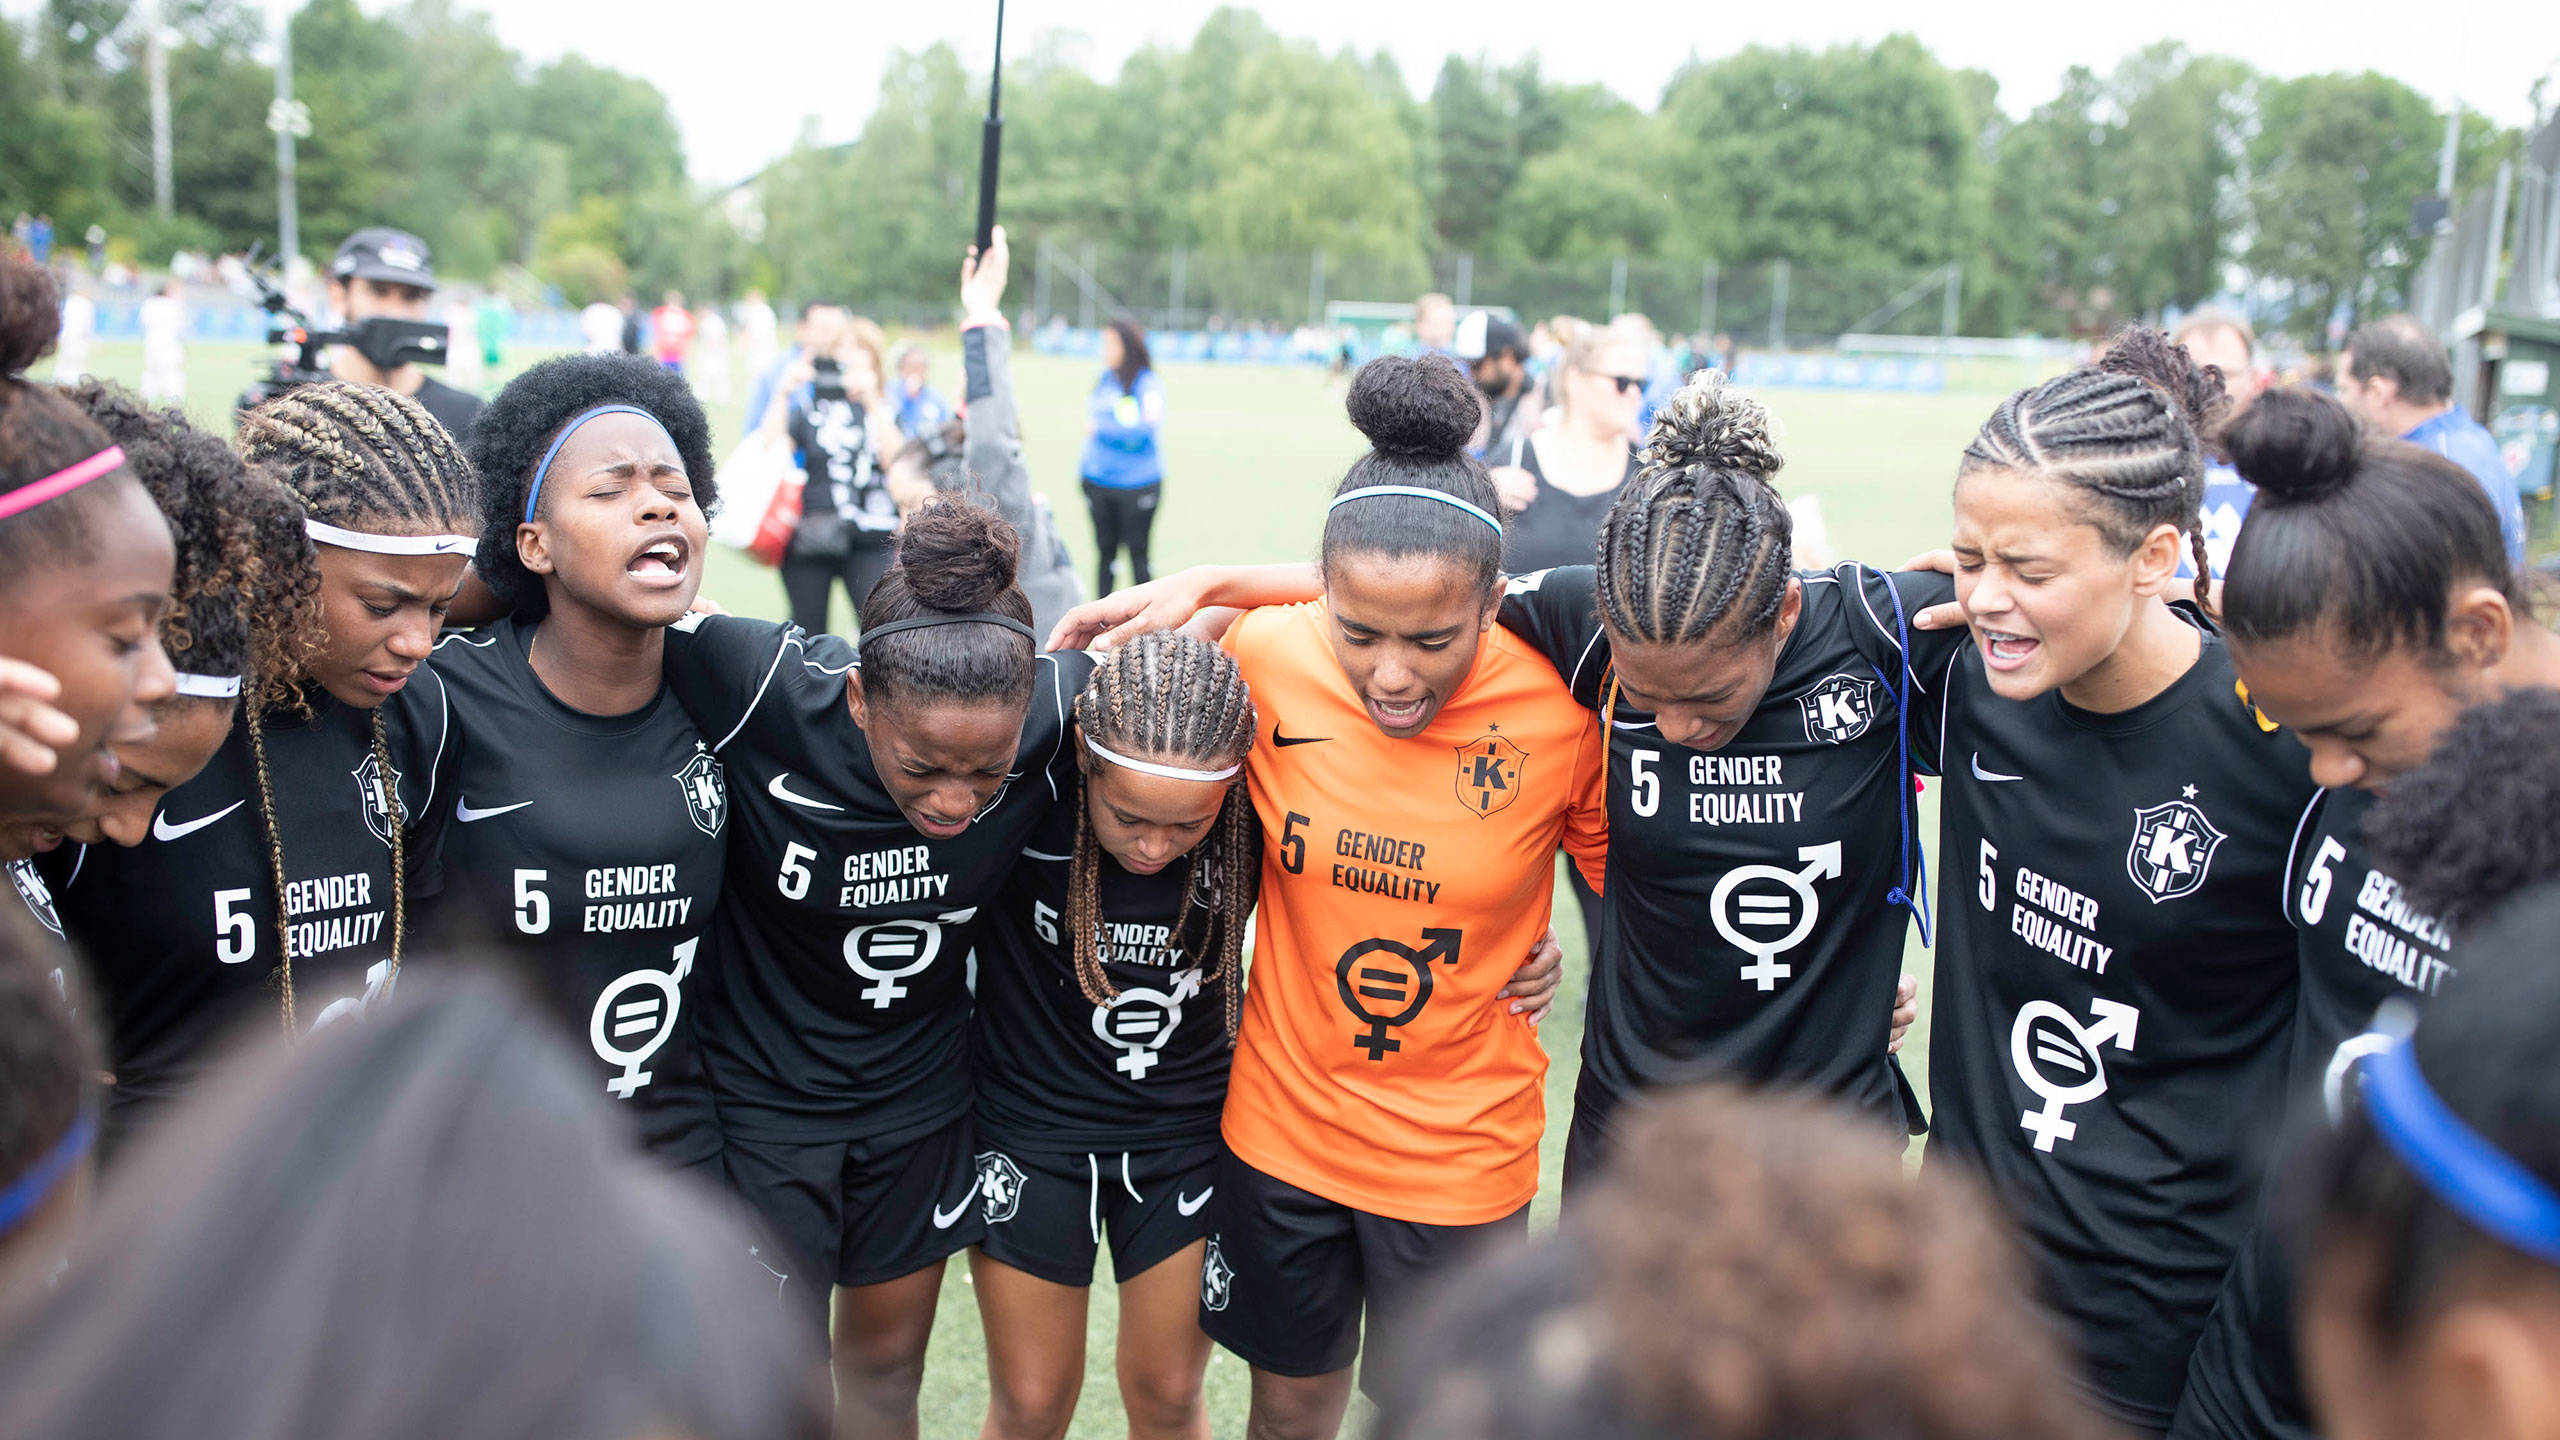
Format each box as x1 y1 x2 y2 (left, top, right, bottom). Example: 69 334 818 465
1079 368 1165 488
2404 407 2527 569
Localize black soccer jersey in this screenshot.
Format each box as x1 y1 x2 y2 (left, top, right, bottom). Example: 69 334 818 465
1498 563 1960 1132
2171 785 2453 1440
659 612 1091 1143
36 680 457 1123
974 797 1240 1151
1924 616 2316 1430
418 618 727 1165
9 859 63 939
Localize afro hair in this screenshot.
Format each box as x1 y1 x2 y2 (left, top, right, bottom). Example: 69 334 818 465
465 353 718 619
2364 687 2560 928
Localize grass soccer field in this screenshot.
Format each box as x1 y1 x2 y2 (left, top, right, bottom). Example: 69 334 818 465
75 334 2004 1436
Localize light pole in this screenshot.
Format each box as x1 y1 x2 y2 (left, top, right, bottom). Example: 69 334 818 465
267 2 311 264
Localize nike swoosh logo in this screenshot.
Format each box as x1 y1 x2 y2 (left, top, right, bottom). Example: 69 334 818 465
454 798 533 823
1970 752 2024 783
1272 727 1330 747
151 800 244 843
1176 1188 1214 1217
767 773 845 812
931 1192 975 1229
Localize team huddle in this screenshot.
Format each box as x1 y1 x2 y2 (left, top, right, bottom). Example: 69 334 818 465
4 218 2560 1440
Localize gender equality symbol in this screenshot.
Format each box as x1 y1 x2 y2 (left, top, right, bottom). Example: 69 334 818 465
1335 928 1462 1059
1709 842 1842 990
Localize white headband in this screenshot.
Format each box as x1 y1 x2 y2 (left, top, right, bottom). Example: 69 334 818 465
172 673 242 699
1084 737 1241 784
1325 484 1503 535
304 519 477 556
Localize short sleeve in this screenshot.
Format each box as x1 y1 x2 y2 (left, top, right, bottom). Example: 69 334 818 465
1496 566 1609 710
661 613 800 754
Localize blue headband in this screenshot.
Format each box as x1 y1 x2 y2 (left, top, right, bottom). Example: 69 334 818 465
523 405 677 523
0 1107 95 1235
1325 484 1503 535
2363 1036 2560 1265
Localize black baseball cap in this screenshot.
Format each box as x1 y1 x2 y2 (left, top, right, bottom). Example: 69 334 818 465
1454 311 1525 363
331 227 437 292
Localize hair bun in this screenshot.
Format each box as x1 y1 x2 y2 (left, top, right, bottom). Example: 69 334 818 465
1345 356 1476 459
895 496 1022 612
2222 385 2360 503
1641 370 1781 483
0 260 62 380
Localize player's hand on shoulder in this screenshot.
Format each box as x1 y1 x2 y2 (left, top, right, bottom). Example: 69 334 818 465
0 657 76 778
685 593 728 618
1047 568 1214 652
1897 549 1969 631
1498 926 1565 1026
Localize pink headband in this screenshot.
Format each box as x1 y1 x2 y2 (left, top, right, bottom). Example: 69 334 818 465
0 446 126 522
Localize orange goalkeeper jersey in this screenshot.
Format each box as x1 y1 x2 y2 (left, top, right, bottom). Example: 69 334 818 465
1220 601 1607 1224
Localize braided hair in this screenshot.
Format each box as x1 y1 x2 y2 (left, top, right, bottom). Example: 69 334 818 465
1596 370 1792 649
1959 326 2228 608
66 382 321 704
1067 633 1259 1039
231 381 479 1031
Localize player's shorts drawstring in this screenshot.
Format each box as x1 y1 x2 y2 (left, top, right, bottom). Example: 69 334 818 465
1086 1154 1102 1243
1121 1153 1142 1203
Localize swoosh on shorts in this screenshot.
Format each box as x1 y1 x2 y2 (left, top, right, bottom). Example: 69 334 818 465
1176 1188 1214 1217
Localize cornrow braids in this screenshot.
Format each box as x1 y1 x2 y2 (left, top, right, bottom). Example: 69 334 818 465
1596 370 1794 648
246 718 295 1034
1066 633 1260 1039
1959 327 2227 608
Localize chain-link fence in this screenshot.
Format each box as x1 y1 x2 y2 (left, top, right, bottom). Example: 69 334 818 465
1022 237 1966 352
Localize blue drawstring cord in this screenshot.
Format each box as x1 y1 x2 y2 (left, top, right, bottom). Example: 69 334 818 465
1866 566 1932 947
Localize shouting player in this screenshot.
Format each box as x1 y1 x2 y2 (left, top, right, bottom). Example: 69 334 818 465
0 260 177 858
421 353 729 1174
1923 330 2315 1434
2168 383 2560 1440
970 632 1261 1440
38 383 474 1145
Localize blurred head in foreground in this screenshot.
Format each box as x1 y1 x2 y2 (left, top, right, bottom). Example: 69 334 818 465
0 972 826 1440
1370 1085 2117 1440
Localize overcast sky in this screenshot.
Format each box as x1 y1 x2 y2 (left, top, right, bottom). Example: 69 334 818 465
16 1 2556 183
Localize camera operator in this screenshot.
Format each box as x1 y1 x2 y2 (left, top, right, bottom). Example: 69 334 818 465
325 228 483 441
757 308 905 633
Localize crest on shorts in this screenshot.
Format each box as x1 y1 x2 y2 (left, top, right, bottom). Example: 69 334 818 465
8 860 62 939
1799 672 1878 744
674 747 727 837
1201 1236 1235 1312
1454 728 1528 818
351 751 403 847
975 1151 1026 1224
2127 796 2225 904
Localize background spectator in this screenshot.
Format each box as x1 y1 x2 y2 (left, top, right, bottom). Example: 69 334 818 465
2337 313 2526 567
1078 317 1166 597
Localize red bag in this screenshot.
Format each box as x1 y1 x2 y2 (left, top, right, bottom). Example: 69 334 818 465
748 469 804 568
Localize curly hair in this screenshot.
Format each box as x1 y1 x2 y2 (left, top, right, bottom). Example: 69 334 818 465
64 382 322 700
465 353 720 619
2364 687 2560 928
1961 326 2228 607
1373 1087 2116 1440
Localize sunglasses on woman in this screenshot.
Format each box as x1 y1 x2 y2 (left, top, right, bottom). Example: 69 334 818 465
1597 373 1646 395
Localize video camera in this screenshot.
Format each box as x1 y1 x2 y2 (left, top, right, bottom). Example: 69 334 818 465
236 245 452 411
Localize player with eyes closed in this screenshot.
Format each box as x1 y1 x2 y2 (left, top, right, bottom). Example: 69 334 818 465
417 352 729 1174
967 632 1266 1440
1919 329 2316 1436
35 381 475 1146
2164 384 2560 1440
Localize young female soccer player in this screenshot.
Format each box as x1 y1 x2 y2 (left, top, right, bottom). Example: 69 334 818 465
0 259 177 855
2164 384 2560 1440
416 352 728 1172
971 631 1259 1440
37 382 474 1141
2278 891 2560 1440
1052 370 1944 1183
659 499 1091 1438
1923 330 2316 1434
1203 356 1606 1440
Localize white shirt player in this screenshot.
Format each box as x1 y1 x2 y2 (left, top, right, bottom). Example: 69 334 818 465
139 290 187 404
580 301 623 355
52 290 95 384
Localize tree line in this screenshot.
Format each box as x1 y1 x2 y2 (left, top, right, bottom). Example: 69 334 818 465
1 2 2526 337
